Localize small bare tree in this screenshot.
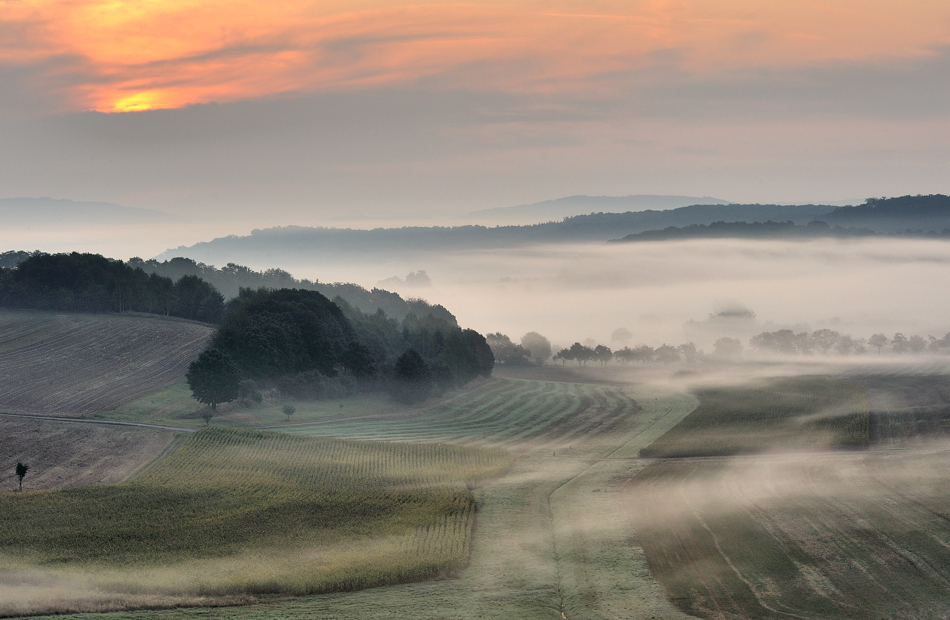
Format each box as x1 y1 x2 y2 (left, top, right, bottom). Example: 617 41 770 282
15 462 29 491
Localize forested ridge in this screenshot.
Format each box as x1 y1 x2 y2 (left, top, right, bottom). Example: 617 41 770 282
0 252 224 322
0 252 494 402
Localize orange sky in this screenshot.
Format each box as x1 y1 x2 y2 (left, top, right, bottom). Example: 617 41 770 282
2 0 949 112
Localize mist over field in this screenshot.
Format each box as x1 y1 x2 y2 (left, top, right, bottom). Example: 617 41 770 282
235 237 950 351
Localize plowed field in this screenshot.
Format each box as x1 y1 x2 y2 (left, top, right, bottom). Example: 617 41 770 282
0 417 178 491
627 450 950 619
0 311 212 416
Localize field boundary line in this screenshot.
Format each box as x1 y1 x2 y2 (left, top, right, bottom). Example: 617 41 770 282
0 411 195 433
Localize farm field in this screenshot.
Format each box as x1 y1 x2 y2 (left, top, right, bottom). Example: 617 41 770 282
0 416 178 491
0 311 212 416
0 427 511 616
21 379 700 619
625 448 950 619
848 374 950 446
641 375 869 457
98 378 408 429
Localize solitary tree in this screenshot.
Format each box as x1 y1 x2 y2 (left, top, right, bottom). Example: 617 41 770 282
186 348 242 413
282 403 296 421
14 462 29 491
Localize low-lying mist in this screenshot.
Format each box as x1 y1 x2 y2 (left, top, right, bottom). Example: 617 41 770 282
268 237 950 350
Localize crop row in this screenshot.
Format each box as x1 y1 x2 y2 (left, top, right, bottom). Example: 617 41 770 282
0 312 211 415
0 427 511 596
288 378 641 452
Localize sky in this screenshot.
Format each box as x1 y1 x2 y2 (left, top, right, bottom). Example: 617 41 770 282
1 1 950 225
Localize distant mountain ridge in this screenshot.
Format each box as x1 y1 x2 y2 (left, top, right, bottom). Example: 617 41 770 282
155 194 950 266
0 197 176 228
469 194 732 223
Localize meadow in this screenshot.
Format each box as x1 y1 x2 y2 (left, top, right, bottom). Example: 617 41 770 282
640 375 870 457
0 427 510 614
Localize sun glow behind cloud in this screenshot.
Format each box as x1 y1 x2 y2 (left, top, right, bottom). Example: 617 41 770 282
2 1 949 113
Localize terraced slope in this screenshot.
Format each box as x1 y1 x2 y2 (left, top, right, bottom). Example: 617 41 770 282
0 311 212 416
286 378 642 452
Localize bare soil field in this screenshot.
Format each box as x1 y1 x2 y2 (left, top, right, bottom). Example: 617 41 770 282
0 417 178 491
625 449 950 619
0 311 212 416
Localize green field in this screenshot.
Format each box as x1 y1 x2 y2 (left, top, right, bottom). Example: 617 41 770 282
0 427 510 611
641 375 869 457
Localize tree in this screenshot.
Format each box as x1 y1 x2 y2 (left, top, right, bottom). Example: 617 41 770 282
908 335 927 354
341 341 378 378
186 348 242 412
392 349 433 403
15 462 29 491
654 344 680 364
892 332 909 354
677 342 699 363
568 342 594 366
238 379 263 404
521 332 552 365
868 333 888 354
486 332 530 366
282 403 296 421
593 344 613 366
811 329 840 354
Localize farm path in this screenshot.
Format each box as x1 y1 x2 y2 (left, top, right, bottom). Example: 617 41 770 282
44 381 699 620
0 411 194 433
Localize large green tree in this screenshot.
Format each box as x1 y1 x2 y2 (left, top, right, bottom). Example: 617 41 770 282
186 349 242 412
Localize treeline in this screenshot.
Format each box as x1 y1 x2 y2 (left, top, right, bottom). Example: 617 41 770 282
195 288 493 405
535 329 950 368
127 256 457 324
611 220 883 243
0 252 224 322
747 329 950 356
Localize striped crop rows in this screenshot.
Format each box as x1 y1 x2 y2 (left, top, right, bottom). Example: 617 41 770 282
0 428 512 596
0 311 212 415
287 378 642 452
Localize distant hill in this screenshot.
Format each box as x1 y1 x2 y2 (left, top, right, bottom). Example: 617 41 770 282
0 197 177 228
469 194 731 224
156 203 835 265
822 195 950 232
611 221 882 243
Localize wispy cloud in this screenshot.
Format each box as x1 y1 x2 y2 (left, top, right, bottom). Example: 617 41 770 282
2 1 948 113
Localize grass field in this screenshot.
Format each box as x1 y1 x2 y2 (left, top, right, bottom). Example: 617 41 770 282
0 427 510 615
641 375 869 457
625 449 950 619
0 311 212 416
